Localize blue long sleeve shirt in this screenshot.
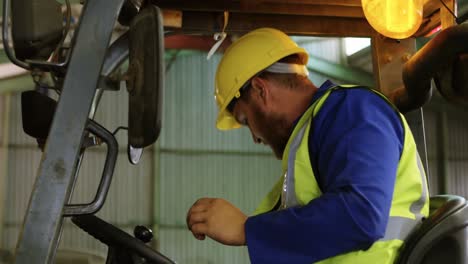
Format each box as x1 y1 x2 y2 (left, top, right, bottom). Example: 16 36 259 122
245 80 404 264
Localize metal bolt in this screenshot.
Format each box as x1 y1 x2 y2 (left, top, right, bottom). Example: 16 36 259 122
384 54 393 64
401 53 412 62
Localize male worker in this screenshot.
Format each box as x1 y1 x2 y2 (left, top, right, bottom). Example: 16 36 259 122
186 28 429 264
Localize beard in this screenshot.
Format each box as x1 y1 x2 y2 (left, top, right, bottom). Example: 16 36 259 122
252 104 291 160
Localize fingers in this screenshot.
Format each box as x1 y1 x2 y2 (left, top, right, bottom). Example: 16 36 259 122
187 211 209 240
186 198 248 245
186 198 214 229
187 211 208 231
194 234 206 240
191 223 208 240
186 199 212 239
187 198 216 241
191 198 214 211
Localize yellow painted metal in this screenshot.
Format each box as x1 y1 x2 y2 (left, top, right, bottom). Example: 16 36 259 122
371 32 416 96
440 0 456 29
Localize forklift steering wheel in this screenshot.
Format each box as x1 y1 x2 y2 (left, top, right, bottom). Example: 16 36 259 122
71 215 175 264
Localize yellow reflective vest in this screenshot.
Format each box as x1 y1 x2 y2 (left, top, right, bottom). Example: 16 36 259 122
254 86 429 264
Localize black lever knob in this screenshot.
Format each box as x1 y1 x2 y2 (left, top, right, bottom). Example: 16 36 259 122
134 225 153 243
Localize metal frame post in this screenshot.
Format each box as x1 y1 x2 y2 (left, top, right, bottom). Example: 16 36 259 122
13 0 125 262
0 95 11 246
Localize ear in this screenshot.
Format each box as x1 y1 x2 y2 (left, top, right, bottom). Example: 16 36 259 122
250 76 270 105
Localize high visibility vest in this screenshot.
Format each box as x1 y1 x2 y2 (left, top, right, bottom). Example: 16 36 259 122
254 86 429 264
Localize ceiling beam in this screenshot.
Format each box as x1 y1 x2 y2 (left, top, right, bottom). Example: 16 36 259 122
155 0 364 18
156 0 449 39
172 11 374 37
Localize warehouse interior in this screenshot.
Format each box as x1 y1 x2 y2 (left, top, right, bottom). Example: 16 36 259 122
1 0 468 263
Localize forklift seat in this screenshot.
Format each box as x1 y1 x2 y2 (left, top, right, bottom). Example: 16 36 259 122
396 195 468 264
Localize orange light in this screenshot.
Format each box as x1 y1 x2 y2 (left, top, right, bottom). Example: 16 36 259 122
362 0 423 39
425 25 442 37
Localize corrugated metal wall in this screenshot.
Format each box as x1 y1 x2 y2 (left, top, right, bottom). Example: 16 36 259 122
445 104 468 197
422 99 468 198
302 38 345 85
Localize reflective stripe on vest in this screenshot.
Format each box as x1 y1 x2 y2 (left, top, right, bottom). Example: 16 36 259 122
280 86 428 242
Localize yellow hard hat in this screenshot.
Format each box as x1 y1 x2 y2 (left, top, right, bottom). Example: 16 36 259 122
214 28 309 130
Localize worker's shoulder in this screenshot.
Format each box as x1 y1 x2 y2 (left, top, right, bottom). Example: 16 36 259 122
313 85 404 138
325 86 392 108
316 86 401 124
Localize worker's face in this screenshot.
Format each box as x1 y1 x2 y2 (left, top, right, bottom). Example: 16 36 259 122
231 81 290 159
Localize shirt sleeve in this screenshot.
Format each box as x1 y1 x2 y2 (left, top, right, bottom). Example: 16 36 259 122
244 88 404 264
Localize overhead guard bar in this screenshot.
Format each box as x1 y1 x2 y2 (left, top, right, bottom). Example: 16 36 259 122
396 22 468 112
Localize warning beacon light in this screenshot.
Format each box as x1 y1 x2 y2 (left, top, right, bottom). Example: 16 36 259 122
362 0 423 39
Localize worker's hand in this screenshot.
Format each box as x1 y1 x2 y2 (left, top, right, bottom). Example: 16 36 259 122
186 198 247 246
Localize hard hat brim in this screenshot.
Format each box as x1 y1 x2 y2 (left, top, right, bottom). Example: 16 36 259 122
216 109 242 130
